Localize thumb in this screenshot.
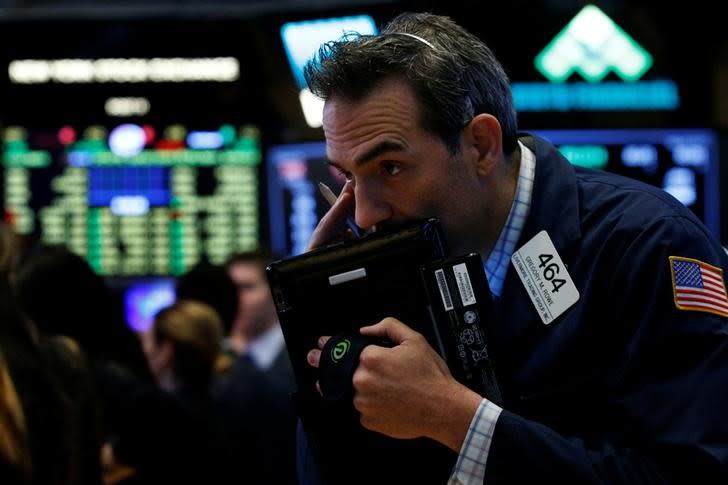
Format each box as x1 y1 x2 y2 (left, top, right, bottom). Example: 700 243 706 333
359 317 419 345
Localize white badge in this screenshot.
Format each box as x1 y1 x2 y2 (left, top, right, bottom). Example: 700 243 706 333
511 230 579 325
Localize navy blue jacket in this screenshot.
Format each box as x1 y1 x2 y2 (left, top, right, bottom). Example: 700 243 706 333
484 135 728 482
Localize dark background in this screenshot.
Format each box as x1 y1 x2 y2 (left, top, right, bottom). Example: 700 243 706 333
0 0 726 244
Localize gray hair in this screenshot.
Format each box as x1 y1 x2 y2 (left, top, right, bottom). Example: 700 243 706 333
304 12 518 154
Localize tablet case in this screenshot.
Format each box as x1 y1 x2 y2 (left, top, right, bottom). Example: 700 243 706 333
267 218 447 399
266 218 500 484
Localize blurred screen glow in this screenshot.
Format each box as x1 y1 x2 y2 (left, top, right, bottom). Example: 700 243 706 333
124 278 176 332
280 15 377 89
281 15 377 128
3 123 262 275
531 128 719 238
9 57 239 84
109 124 146 157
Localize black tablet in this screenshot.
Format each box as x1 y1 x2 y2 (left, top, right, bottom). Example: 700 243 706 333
266 218 502 484
266 218 448 397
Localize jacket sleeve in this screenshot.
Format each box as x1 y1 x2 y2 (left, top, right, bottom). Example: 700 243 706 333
485 215 728 483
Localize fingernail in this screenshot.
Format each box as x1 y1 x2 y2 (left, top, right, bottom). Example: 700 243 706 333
318 336 326 347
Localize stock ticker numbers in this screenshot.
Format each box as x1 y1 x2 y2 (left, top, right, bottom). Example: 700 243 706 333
2 124 261 276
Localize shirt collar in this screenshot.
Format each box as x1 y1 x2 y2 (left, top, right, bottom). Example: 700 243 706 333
246 324 285 370
484 141 536 297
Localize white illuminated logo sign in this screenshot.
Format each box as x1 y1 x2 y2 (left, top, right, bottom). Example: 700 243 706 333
535 5 652 83
513 5 678 111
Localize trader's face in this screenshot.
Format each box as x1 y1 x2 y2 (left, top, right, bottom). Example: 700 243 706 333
322 78 483 255
228 261 278 340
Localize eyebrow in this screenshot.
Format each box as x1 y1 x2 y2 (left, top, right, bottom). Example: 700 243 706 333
355 140 407 166
326 140 407 169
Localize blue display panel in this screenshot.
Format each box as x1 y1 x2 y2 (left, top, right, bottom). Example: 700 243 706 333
88 167 170 207
2 123 262 275
266 142 346 256
531 129 719 239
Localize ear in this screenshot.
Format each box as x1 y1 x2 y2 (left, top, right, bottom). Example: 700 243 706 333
462 113 503 177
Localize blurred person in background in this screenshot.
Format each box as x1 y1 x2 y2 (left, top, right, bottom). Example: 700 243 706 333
14 244 150 465
175 259 238 376
0 349 31 484
144 299 230 397
204 248 297 484
225 248 294 391
1 226 102 485
104 300 234 484
15 243 150 380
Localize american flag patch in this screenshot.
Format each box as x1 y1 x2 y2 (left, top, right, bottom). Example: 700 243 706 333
670 256 728 318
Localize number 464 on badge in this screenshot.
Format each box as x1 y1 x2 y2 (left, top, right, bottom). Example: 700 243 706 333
511 231 580 325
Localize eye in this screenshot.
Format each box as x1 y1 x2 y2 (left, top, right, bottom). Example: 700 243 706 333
382 161 402 176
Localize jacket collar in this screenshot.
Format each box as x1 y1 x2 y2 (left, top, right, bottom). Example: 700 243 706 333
516 134 581 258
492 134 582 342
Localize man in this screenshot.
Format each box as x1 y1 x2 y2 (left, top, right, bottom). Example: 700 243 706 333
214 249 297 483
303 12 728 484
226 249 294 390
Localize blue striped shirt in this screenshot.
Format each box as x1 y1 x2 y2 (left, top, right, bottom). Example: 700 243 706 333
448 141 536 484
484 141 536 297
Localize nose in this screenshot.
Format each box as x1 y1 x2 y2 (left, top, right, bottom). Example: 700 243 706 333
353 181 392 230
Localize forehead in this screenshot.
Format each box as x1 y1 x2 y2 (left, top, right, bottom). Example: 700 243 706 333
322 79 423 164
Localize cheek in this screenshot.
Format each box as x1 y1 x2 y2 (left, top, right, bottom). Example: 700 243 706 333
251 291 271 311
405 174 456 217
413 166 477 231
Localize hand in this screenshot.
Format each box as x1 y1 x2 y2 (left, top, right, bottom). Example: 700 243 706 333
306 181 356 251
101 442 136 485
306 318 483 452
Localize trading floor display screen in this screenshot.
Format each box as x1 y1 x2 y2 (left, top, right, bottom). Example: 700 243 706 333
2 123 261 275
533 128 720 239
267 142 346 256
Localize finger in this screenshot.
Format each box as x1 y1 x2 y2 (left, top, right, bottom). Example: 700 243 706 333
359 317 419 344
338 179 355 200
315 380 322 396
317 335 330 349
306 183 356 251
307 348 321 368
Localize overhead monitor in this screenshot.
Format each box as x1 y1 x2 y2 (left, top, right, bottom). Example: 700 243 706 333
531 128 719 239
2 123 262 275
280 15 378 128
266 141 345 256
280 14 378 90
